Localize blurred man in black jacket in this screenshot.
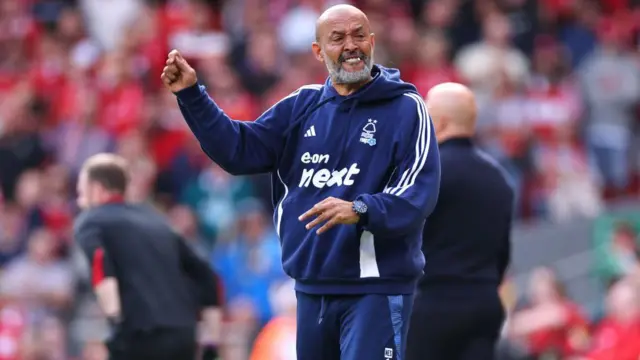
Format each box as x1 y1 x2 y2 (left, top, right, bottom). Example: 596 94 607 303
406 83 514 360
73 153 221 360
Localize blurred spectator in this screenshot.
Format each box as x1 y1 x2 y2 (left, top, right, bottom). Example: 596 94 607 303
168 0 229 60
506 267 589 358
182 163 254 242
0 227 75 359
476 70 533 215
277 0 322 55
578 18 640 197
79 0 142 51
583 278 640 360
0 205 29 267
606 223 640 278
409 30 460 96
0 85 47 202
47 81 115 177
249 279 297 360
535 124 603 222
169 204 209 259
212 200 285 328
454 11 530 111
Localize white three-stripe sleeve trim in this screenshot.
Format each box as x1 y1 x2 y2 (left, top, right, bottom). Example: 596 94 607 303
398 93 431 196
384 93 430 196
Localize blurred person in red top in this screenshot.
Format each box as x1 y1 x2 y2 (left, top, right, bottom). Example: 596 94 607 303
385 14 419 68
167 0 227 61
534 123 602 222
119 3 168 88
28 34 67 125
583 278 640 360
0 0 38 95
114 132 157 203
507 267 590 358
199 55 258 121
477 70 532 217
95 51 144 138
146 91 193 172
37 165 74 243
526 36 583 146
408 30 460 96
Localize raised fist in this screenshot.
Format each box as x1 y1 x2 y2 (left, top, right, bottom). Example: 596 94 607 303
161 49 198 93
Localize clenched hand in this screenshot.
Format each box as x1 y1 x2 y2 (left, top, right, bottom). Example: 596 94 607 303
161 49 198 93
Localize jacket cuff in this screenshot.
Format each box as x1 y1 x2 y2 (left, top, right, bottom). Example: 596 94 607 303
174 82 204 104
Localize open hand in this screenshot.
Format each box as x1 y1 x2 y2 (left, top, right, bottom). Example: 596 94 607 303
299 197 359 235
161 49 198 93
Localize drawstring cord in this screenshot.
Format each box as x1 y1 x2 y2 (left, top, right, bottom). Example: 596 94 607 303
318 296 327 324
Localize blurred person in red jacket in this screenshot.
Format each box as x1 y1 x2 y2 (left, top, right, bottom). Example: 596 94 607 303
507 267 590 358
408 29 460 97
583 278 640 360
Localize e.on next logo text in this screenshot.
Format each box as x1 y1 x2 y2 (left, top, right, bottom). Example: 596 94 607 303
298 152 360 189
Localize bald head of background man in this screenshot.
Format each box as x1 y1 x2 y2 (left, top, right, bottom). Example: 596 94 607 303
426 82 477 143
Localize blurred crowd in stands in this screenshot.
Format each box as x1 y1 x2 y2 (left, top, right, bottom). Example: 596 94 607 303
0 0 640 358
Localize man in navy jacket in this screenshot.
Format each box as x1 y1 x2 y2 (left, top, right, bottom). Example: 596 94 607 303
161 4 440 360
406 83 514 360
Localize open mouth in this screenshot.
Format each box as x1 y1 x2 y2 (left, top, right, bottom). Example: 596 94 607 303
341 54 365 69
344 57 362 64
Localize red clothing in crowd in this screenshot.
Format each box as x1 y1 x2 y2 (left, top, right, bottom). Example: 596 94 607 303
528 302 590 357
97 81 144 137
586 318 640 360
407 66 461 97
526 80 582 146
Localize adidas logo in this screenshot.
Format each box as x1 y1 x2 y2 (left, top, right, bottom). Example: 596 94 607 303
304 125 316 137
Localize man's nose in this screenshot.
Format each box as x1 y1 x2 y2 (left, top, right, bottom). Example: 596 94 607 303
344 36 358 51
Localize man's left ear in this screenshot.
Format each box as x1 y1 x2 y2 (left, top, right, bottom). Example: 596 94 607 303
370 33 375 47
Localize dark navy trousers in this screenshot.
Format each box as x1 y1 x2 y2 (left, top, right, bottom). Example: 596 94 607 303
296 292 414 360
405 285 505 360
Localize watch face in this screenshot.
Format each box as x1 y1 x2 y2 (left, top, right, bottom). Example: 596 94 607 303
355 201 367 213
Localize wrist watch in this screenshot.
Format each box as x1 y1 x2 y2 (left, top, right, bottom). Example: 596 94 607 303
352 200 368 224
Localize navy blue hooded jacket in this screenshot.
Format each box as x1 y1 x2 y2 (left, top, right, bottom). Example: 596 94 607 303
175 65 440 295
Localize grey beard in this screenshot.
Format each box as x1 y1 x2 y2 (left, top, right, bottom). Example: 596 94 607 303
323 53 374 85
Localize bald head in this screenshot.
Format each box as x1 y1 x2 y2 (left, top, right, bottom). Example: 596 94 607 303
316 4 369 41
312 4 375 90
426 83 477 142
